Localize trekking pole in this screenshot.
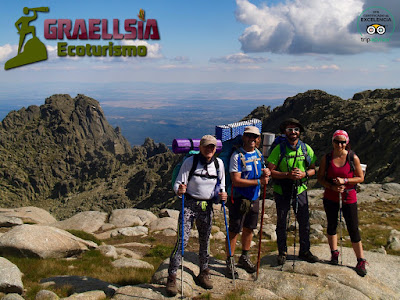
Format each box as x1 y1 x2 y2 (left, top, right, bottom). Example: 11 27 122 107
339 191 343 266
222 196 236 288
181 192 185 299
256 184 267 280
292 180 299 271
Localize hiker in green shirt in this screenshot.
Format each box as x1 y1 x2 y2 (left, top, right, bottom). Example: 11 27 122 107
267 118 319 265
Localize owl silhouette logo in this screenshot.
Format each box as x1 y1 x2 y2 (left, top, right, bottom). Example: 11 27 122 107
366 24 386 35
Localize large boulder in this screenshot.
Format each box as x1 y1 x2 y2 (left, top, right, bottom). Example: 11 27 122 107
40 275 117 297
53 211 108 233
0 207 56 225
0 257 24 294
0 216 23 227
0 225 97 258
109 209 157 228
149 217 177 232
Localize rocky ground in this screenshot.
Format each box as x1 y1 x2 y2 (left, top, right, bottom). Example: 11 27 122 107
0 183 399 299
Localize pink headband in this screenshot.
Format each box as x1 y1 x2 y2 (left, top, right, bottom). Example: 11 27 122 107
332 130 349 144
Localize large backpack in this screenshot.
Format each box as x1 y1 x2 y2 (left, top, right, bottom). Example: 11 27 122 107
218 135 263 197
171 151 220 189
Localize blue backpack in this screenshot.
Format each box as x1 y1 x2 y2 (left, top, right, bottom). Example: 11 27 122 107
218 135 263 197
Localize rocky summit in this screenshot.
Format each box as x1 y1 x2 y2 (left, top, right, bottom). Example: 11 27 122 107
0 94 180 219
0 89 399 218
245 88 400 183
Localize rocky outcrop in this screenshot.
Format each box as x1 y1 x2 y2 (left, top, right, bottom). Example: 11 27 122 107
246 88 400 183
0 94 180 219
0 258 23 294
0 207 57 225
0 225 97 258
53 211 108 233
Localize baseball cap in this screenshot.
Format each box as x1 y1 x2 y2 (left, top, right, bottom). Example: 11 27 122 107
200 135 217 146
243 126 261 136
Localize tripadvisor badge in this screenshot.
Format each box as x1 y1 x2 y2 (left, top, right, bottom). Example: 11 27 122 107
357 6 395 43
5 6 49 70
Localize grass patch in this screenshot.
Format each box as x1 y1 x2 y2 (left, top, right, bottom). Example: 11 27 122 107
4 249 154 300
224 287 252 300
66 230 102 245
146 244 174 260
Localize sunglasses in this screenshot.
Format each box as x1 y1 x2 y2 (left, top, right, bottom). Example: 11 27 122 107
244 133 259 139
333 139 347 145
285 127 300 133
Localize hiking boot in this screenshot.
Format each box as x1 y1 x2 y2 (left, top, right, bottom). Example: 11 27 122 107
196 268 213 289
226 257 239 279
299 250 319 263
330 250 339 265
355 258 368 277
238 254 257 273
165 273 178 296
277 252 287 265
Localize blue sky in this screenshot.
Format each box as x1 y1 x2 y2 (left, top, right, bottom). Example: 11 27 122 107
0 0 399 109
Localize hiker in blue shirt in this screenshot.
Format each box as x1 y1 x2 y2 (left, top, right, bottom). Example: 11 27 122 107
267 118 319 266
166 135 227 296
226 126 270 277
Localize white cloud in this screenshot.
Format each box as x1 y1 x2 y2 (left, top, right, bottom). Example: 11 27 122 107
283 64 340 71
0 44 17 62
158 64 194 70
121 40 163 59
171 56 190 63
235 0 391 54
210 52 269 64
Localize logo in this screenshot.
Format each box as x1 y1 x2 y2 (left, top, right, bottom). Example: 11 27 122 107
5 6 49 70
357 6 395 43
5 7 160 70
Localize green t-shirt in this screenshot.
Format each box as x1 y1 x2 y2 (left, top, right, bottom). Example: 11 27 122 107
267 142 316 195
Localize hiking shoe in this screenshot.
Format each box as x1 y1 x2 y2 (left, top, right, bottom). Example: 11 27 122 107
355 258 368 277
165 273 178 296
238 254 257 273
330 250 339 265
196 268 213 289
299 250 319 263
277 252 287 265
226 257 239 279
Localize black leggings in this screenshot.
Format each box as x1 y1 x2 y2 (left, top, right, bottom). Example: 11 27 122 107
323 198 361 243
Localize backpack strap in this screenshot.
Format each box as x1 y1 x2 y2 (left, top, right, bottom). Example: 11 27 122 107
347 150 355 172
298 140 311 167
276 141 287 171
188 154 200 183
189 155 220 183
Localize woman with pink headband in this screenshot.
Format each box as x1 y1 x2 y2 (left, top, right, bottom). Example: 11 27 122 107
317 130 367 276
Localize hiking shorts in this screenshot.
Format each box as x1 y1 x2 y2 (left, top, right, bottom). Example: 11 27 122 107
228 198 260 233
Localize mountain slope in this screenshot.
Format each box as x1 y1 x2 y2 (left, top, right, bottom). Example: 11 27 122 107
0 94 180 218
245 88 400 183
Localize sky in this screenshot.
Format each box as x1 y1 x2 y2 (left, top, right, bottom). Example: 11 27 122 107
0 0 399 109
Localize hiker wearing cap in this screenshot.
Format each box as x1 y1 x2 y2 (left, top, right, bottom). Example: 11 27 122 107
267 118 319 265
226 126 270 277
166 135 227 296
317 130 367 276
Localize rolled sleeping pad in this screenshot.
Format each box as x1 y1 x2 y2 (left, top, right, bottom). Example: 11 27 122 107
172 138 222 154
262 132 275 156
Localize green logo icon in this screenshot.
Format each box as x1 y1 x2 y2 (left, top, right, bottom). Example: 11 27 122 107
5 7 49 70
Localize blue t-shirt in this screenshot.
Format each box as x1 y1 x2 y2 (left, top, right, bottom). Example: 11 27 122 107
229 148 263 200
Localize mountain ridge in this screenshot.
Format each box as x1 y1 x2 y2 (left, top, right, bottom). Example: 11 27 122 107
0 89 399 218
